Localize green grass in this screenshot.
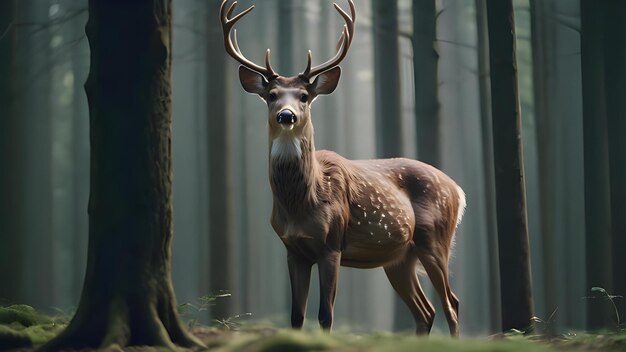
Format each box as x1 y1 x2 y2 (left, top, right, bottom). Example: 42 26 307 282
1 304 626 351
193 328 562 352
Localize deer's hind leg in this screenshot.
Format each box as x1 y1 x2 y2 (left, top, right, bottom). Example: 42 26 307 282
384 249 435 334
415 231 459 337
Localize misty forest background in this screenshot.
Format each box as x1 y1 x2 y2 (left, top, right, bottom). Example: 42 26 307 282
0 0 624 337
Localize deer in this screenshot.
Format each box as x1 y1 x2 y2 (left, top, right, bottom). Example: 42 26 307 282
219 0 466 336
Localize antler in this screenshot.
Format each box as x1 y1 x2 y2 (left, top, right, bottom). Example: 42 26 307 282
300 0 356 80
220 0 277 79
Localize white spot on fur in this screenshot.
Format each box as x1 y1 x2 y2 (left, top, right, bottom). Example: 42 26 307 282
270 135 302 160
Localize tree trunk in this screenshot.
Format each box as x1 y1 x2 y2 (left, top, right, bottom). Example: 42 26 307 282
486 0 534 331
373 0 405 329
604 0 626 322
207 0 236 321
70 1 90 302
372 0 402 158
277 0 294 75
16 0 55 309
580 0 613 330
42 0 204 349
0 0 19 304
475 0 502 333
413 0 439 167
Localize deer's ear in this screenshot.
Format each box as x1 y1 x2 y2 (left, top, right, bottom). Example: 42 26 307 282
239 65 268 95
311 66 341 96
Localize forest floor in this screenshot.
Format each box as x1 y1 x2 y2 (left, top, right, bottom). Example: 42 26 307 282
1 304 626 351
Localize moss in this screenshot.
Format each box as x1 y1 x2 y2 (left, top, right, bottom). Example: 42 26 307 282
198 329 564 352
20 323 66 344
251 331 342 352
0 305 52 327
0 305 67 349
0 324 33 350
360 335 558 352
553 331 626 351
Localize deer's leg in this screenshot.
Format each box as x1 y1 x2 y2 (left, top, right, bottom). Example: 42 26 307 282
384 254 435 334
288 253 313 329
317 250 341 331
416 249 459 336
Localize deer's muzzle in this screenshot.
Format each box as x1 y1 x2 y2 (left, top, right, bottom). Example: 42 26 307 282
277 110 297 125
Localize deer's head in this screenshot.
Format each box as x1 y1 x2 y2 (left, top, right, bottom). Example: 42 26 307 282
220 0 355 143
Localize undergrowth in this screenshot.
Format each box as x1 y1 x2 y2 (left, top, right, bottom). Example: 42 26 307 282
1 294 626 351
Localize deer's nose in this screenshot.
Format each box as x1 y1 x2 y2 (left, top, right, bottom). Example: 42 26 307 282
277 110 297 125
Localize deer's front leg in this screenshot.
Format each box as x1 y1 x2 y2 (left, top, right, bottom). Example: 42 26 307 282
317 250 341 331
288 252 313 329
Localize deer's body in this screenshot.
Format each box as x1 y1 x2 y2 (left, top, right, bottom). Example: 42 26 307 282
271 146 464 270
221 0 464 336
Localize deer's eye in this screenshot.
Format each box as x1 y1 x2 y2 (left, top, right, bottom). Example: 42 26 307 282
268 93 277 102
300 94 308 103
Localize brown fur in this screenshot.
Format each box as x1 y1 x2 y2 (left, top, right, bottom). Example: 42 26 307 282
267 118 464 335
221 0 463 335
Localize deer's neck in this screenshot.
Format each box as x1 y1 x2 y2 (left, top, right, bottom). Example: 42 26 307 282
268 126 321 211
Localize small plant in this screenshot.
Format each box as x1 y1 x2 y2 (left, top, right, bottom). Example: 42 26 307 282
585 286 623 331
527 307 561 340
213 312 253 330
178 291 232 328
178 291 252 330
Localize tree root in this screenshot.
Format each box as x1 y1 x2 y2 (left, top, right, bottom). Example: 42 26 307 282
38 296 205 352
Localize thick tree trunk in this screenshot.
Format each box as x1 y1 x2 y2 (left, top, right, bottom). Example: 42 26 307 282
42 0 204 350
0 0 19 304
206 0 236 321
70 2 90 302
580 0 613 330
475 0 501 333
413 0 439 167
604 0 626 322
486 0 534 331
372 0 402 158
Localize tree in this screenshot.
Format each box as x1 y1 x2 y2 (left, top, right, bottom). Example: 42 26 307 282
603 0 626 322
372 0 406 329
475 0 501 333
0 0 19 304
207 0 236 320
69 0 90 301
580 0 613 330
372 0 402 159
486 0 534 331
530 0 586 328
11 0 55 309
42 0 204 349
413 0 439 167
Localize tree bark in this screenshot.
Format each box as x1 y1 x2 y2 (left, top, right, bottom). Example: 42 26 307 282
372 0 402 158
580 0 613 330
42 0 204 349
413 0 439 167
0 0 19 304
70 1 90 302
486 0 534 331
